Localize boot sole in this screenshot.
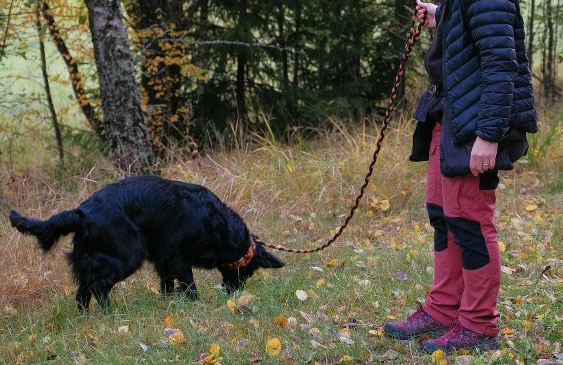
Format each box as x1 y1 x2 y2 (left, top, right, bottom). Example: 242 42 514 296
422 339 500 354
384 327 449 341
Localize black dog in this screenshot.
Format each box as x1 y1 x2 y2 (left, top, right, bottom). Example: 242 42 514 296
10 175 284 311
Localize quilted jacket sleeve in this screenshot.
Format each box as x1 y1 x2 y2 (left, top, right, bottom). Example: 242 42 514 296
465 0 518 142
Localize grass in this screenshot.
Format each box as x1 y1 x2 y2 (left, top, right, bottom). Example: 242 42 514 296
0 107 562 364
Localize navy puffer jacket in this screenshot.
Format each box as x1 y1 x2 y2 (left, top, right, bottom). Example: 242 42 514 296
438 0 538 143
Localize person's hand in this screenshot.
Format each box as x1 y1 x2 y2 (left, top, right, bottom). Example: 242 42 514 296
416 0 438 28
470 136 498 176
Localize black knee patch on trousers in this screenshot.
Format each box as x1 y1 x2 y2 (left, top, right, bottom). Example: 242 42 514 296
445 216 490 270
427 203 448 252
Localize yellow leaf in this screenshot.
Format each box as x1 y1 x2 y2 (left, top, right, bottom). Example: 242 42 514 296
326 259 339 268
226 299 237 314
266 338 282 357
501 327 514 335
498 241 506 253
526 204 538 212
316 279 326 288
209 344 220 356
431 349 447 365
169 331 186 344
369 329 384 337
203 354 215 364
337 355 353 363
380 200 390 212
414 224 421 232
164 316 175 328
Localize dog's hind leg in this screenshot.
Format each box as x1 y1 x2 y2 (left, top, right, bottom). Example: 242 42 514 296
74 252 127 312
159 275 175 295
176 267 199 300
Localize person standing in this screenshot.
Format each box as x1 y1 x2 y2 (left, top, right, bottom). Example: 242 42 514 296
384 0 537 353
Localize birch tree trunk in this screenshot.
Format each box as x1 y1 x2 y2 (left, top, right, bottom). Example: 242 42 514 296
85 0 155 173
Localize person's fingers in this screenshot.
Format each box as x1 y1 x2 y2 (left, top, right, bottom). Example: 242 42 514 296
489 154 496 170
470 155 478 176
476 158 485 174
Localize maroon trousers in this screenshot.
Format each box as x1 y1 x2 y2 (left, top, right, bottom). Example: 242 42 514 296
422 122 501 337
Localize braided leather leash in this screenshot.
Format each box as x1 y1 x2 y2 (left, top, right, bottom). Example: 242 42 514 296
258 9 427 254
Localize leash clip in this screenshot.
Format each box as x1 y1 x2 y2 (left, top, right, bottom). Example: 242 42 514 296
430 84 442 97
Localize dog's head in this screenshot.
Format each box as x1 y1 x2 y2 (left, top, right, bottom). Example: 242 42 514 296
221 235 285 293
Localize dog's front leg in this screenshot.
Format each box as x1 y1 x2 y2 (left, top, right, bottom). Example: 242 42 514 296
177 268 199 300
76 285 92 313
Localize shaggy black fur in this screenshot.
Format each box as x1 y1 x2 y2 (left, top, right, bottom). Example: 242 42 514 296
10 175 284 312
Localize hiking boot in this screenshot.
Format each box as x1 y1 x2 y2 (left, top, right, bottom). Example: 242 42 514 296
384 305 450 340
421 322 500 354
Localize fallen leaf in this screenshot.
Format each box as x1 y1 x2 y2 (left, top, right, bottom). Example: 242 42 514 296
139 342 149 352
380 200 390 212
3 305 17 316
266 338 282 357
209 344 220 356
526 204 538 212
369 329 384 337
316 279 326 288
226 299 237 314
431 349 447 365
338 332 354 345
296 290 308 301
117 325 129 334
501 266 514 275
274 315 288 327
382 349 398 360
167 330 186 345
310 340 327 349
287 317 297 329
395 271 408 281
326 259 339 268
336 355 353 363
498 241 506 253
501 327 514 335
164 315 175 328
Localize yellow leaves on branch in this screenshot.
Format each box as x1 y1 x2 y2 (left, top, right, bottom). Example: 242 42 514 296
265 338 282 357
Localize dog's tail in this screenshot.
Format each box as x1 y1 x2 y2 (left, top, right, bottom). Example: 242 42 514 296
10 209 81 251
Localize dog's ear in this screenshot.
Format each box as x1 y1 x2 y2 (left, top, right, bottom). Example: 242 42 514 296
257 249 285 269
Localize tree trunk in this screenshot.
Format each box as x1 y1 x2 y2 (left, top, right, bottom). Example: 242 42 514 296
544 0 555 101
278 4 288 90
36 5 64 169
195 0 210 100
85 0 155 173
40 1 104 140
527 0 535 71
292 4 301 93
236 0 247 119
